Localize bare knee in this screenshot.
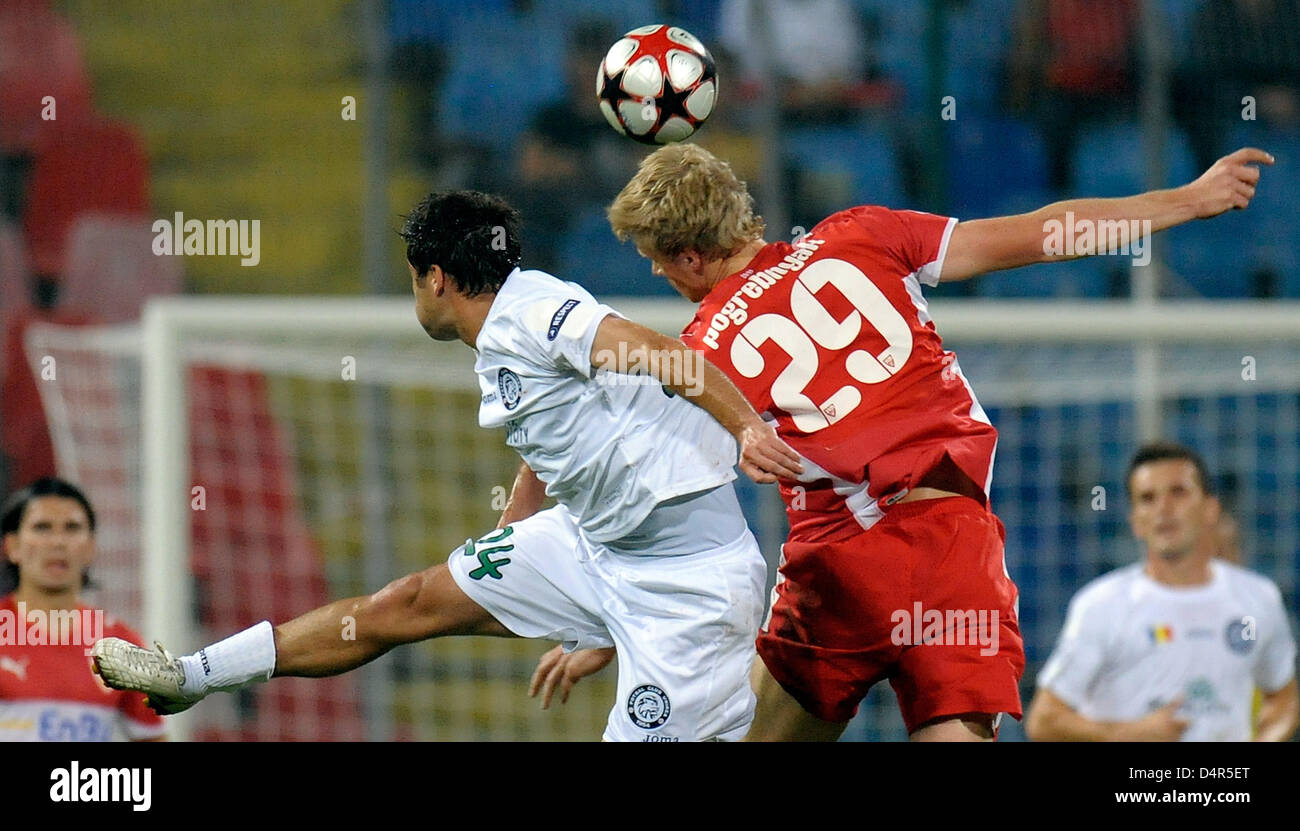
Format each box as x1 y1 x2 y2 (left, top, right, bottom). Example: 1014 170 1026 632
365 564 505 644
909 713 997 742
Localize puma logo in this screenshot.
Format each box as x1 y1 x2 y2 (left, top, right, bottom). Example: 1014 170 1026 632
0 655 30 681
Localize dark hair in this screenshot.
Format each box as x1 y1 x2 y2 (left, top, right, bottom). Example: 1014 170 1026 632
399 190 522 297
1 477 97 594
1126 441 1212 499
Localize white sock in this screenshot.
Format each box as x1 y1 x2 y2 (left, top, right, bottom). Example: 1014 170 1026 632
178 621 277 697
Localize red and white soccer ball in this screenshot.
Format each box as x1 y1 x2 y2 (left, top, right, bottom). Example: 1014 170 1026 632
596 24 718 145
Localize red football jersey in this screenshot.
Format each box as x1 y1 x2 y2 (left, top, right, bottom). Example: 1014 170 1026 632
681 206 997 541
0 595 165 741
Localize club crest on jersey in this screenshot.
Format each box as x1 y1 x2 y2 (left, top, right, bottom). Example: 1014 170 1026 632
497 368 522 410
627 684 671 729
1224 616 1256 654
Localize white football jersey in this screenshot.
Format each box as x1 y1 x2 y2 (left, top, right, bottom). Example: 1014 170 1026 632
474 268 737 543
1038 560 1296 741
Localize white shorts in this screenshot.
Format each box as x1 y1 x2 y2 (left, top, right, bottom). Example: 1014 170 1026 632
447 505 767 742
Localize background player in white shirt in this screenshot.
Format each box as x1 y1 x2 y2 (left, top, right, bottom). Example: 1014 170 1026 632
92 190 802 742
1026 442 1299 741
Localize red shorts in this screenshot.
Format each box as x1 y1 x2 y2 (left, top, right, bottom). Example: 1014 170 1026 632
756 496 1025 733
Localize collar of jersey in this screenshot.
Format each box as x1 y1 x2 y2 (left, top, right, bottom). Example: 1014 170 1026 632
475 267 525 351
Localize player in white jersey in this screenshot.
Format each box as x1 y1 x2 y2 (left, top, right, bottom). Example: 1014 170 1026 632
91 190 802 742
1026 442 1299 741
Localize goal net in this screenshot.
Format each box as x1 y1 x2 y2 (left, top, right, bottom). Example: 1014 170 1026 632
25 297 1300 741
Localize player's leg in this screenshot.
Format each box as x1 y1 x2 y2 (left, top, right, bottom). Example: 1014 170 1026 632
743 535 897 741
95 507 613 713
272 562 510 677
93 561 510 712
890 497 1025 742
593 528 768 742
744 660 847 742
909 714 997 742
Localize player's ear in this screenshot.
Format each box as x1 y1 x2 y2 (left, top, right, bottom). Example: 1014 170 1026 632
3 532 19 565
677 249 705 274
427 264 447 296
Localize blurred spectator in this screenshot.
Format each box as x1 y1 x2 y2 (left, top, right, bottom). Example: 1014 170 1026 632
1025 442 1299 741
1175 0 1300 171
0 477 165 741
508 19 639 273
718 0 890 122
1004 0 1140 191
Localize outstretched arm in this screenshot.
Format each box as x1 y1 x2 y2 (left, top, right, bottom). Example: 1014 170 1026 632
588 315 803 484
941 147 1275 282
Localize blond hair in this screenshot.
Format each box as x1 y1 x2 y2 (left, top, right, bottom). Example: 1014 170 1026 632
607 143 765 260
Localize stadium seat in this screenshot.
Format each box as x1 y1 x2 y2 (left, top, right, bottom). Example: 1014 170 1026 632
1069 121 1197 197
0 220 33 321
863 0 928 113
388 0 509 46
943 0 1015 115
662 0 723 42
946 116 1049 219
0 308 97 491
21 120 150 278
976 255 1112 299
0 5 93 154
1164 215 1256 297
60 216 183 323
434 15 566 154
187 366 366 741
557 207 674 297
783 122 905 212
548 0 658 31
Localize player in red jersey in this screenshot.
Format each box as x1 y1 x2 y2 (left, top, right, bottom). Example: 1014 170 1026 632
1 478 164 741
533 142 1272 741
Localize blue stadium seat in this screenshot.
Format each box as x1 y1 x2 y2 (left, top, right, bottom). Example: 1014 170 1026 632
662 0 722 42
548 0 658 32
557 207 676 297
946 116 1049 219
861 0 928 113
1070 121 1197 197
1159 0 1198 55
1164 216 1254 297
389 0 509 46
943 0 1015 115
435 14 567 152
783 123 904 210
976 256 1112 299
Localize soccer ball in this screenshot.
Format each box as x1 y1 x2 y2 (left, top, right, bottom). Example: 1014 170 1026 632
596 24 718 145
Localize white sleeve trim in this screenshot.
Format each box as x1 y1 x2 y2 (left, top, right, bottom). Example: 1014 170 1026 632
917 216 959 287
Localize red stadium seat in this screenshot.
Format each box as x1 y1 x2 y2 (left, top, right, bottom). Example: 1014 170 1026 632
61 215 182 323
187 367 367 741
21 120 150 278
0 5 93 154
0 308 97 492
0 220 33 322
